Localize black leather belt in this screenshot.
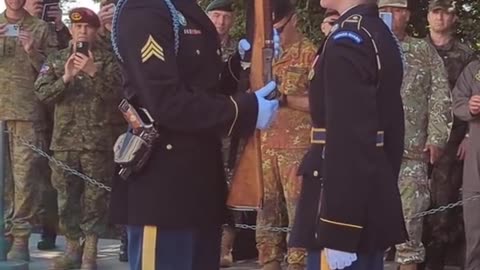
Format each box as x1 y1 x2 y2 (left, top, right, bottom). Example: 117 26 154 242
310 128 384 147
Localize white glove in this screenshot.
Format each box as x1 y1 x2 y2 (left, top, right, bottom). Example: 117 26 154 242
324 248 358 269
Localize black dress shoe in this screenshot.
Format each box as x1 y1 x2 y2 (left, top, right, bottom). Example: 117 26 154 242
37 234 56 250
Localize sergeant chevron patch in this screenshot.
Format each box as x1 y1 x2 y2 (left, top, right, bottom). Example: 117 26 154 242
141 35 165 63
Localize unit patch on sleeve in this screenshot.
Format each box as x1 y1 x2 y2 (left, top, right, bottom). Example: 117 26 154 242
332 31 364 44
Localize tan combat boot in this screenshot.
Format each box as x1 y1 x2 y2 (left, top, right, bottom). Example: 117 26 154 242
262 261 282 270
220 227 235 267
7 236 29 261
50 238 82 270
399 264 418 270
80 234 98 270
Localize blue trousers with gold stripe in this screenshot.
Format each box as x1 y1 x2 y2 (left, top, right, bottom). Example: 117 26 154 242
127 225 221 270
306 250 383 270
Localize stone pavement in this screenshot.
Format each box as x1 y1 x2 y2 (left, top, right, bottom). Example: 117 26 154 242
12 234 458 270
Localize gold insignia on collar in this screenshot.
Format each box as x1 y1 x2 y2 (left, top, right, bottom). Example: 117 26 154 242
141 35 165 63
476 70 480 81
71 12 82 21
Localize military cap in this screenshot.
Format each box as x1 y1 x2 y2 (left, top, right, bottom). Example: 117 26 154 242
378 0 408 8
205 0 234 12
428 0 456 13
69 7 101 28
272 0 295 24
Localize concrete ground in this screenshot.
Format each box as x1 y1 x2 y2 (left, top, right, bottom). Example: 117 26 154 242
4 234 458 270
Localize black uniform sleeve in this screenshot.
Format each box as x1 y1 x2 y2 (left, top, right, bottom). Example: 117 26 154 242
318 31 380 252
118 6 258 137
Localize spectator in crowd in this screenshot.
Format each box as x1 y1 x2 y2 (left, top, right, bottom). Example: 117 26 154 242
255 0 316 270
206 0 236 62
422 0 475 269
34 7 122 269
0 0 56 261
452 58 480 270
378 0 452 269
24 0 70 48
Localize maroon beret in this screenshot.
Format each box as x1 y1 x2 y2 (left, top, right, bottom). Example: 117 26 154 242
69 7 101 28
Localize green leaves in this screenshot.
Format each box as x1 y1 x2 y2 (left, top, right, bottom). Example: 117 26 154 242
200 0 479 51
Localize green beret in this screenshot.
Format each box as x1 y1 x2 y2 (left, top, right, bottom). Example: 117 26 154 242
206 0 234 12
69 7 101 28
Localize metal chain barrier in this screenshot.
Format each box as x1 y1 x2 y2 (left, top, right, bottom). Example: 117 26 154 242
4 130 111 192
4 129 480 232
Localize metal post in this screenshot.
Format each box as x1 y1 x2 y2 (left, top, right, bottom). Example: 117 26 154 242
0 121 28 269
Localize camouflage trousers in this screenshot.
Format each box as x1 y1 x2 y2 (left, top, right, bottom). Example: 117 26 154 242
395 159 430 265
51 151 113 239
256 148 306 266
4 120 48 238
423 141 465 269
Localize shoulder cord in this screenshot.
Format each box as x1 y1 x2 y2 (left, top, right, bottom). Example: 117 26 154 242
112 0 180 63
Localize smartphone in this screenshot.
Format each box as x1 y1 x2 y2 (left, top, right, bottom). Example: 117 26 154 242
379 12 393 31
75 41 89 56
41 0 60 22
4 24 19 37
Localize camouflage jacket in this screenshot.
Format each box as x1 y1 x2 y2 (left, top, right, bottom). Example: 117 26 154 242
34 43 122 151
261 37 317 149
401 36 452 160
426 36 475 145
0 12 57 121
54 25 72 50
221 35 237 63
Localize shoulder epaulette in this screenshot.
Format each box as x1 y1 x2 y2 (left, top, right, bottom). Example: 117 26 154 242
341 14 363 30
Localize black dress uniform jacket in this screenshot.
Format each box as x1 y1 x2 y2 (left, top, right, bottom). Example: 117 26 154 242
289 4 407 253
109 0 259 229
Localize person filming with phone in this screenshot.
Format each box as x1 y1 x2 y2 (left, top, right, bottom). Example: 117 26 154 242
34 7 122 270
0 0 57 261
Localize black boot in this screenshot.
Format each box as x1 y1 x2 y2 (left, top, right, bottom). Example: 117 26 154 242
37 226 57 250
119 229 128 262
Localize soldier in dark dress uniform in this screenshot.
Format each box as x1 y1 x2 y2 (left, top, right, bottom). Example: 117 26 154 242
109 0 279 269
289 0 407 269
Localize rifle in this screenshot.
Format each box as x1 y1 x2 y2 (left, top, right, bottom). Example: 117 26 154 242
226 0 274 211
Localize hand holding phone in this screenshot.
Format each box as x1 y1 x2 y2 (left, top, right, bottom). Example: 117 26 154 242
75 41 89 56
3 24 19 37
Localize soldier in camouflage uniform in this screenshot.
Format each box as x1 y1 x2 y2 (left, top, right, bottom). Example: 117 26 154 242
0 0 57 260
23 0 73 251
34 8 121 270
24 0 71 49
255 1 316 270
379 1 452 270
206 0 236 63
422 1 475 269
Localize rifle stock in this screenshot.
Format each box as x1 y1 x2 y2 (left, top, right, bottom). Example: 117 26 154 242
226 0 273 211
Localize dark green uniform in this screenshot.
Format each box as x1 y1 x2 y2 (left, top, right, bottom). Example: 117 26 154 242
423 36 475 269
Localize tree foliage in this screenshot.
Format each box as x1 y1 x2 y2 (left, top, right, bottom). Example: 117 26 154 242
199 0 480 51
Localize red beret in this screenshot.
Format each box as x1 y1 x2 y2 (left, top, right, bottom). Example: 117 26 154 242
69 7 101 28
